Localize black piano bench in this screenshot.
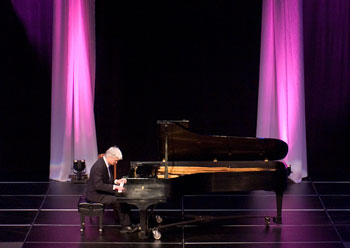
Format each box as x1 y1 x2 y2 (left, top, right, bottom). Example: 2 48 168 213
78 196 104 234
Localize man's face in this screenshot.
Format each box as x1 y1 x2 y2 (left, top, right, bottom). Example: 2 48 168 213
107 156 119 166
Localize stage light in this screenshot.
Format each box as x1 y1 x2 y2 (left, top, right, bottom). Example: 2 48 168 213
73 160 86 174
70 160 88 183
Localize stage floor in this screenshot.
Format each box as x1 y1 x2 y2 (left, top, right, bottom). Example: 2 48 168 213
0 180 349 248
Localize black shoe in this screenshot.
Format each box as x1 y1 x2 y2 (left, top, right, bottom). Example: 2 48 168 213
120 225 138 233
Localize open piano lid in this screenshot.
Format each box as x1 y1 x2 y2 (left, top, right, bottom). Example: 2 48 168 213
157 120 288 161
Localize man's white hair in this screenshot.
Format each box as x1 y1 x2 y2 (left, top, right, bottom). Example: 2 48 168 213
105 146 123 160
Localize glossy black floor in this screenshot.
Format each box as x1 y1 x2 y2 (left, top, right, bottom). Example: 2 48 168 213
0 180 350 248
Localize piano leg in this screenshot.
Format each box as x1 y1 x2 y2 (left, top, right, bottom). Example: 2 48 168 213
121 199 167 239
275 193 283 224
138 208 149 239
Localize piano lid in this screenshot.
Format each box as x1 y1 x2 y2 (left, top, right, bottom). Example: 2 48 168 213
157 120 288 161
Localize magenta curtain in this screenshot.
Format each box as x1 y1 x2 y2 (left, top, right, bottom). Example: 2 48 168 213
257 0 307 182
50 0 97 181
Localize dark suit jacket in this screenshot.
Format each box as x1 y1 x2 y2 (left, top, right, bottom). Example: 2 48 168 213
86 157 114 202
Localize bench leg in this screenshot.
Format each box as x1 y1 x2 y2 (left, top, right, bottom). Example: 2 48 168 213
99 215 103 234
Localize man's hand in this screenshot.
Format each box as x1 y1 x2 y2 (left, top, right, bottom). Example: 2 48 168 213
114 178 127 185
113 185 125 192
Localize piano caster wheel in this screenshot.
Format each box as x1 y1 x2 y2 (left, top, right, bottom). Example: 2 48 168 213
264 217 271 227
152 229 161 240
155 215 163 224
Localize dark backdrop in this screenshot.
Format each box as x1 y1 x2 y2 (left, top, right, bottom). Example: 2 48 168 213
0 0 52 181
1 0 349 181
303 0 350 180
94 1 262 176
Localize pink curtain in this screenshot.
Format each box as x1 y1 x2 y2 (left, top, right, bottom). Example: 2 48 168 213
50 0 97 181
257 0 307 182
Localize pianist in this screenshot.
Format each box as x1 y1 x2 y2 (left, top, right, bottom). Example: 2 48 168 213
86 146 139 233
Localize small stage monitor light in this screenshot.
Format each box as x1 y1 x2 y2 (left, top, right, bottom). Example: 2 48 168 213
70 160 88 183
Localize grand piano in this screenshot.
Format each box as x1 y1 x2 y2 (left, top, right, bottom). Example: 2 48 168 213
116 120 291 239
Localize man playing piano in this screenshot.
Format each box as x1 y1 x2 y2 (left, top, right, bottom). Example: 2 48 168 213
86 146 139 233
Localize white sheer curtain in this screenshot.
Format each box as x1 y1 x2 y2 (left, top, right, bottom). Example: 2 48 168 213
50 0 97 181
257 0 307 182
